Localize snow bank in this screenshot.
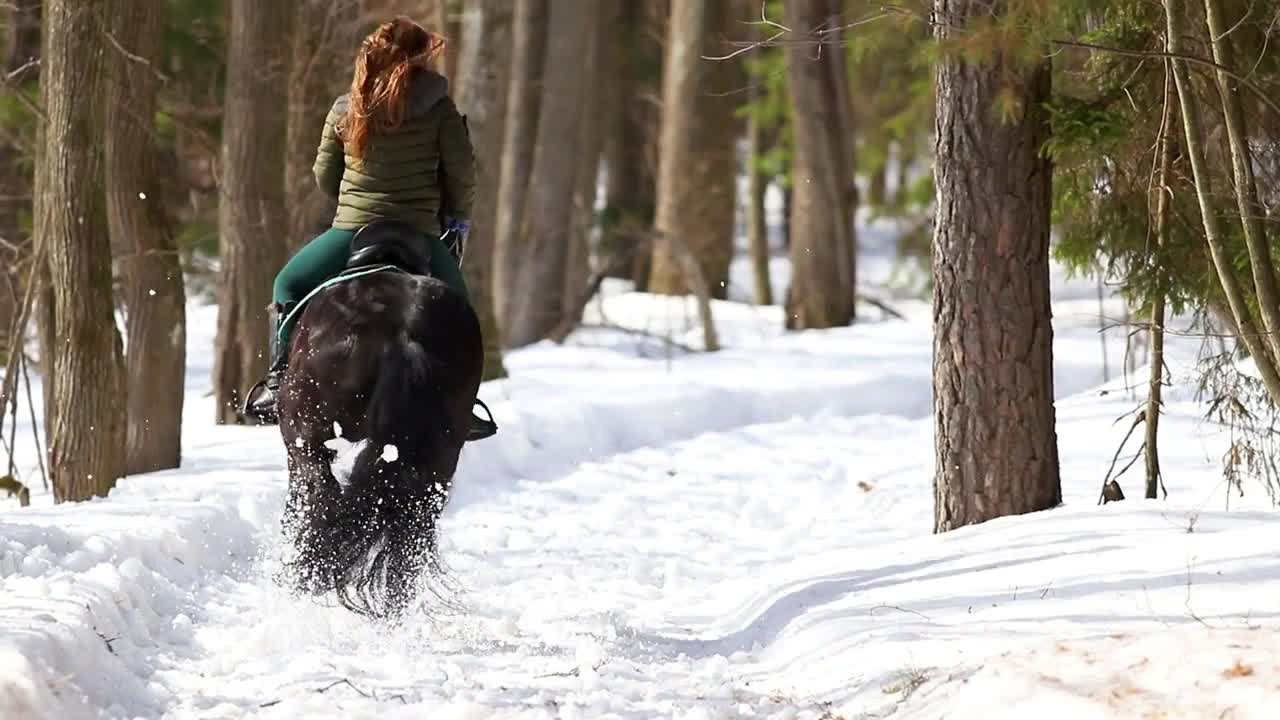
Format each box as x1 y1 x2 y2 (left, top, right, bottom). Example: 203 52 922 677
0 468 280 718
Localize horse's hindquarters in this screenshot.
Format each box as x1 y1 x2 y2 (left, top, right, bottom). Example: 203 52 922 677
276 272 485 618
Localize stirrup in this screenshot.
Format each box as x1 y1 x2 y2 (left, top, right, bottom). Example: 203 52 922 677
467 399 497 442
241 379 279 425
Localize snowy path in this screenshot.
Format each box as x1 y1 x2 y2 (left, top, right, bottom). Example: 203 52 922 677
23 391 1274 720
150 413 934 719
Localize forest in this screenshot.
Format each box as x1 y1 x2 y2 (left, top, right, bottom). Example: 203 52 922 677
3 0 936 500
1 0 1279 715
4 0 1278 514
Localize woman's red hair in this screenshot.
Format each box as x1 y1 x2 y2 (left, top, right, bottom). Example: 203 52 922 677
340 16 446 160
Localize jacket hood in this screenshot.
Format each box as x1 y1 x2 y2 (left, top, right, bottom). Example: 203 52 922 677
406 70 450 118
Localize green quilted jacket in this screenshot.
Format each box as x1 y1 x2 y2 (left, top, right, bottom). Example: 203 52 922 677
313 70 475 237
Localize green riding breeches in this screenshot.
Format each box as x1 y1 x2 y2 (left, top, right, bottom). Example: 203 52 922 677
272 226 469 345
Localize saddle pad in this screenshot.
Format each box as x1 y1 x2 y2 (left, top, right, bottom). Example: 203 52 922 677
277 263 407 346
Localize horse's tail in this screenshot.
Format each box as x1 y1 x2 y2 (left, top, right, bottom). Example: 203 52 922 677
326 331 452 618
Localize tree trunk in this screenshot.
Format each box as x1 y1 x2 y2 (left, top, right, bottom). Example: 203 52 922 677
562 2 618 329
213 0 290 424
746 86 774 307
931 0 1061 532
1202 0 1280 365
502 0 598 348
104 0 188 474
648 0 738 299
456 0 513 381
632 0 664 294
783 0 856 329
1165 0 1280 402
492 0 549 338
601 0 661 283
1146 66 1176 501
37 0 127 501
286 0 360 253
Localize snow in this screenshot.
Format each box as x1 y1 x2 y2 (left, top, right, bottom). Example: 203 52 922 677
1 218 1277 718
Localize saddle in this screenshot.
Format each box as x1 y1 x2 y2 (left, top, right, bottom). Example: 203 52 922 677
345 219 432 275
283 220 429 339
340 219 497 442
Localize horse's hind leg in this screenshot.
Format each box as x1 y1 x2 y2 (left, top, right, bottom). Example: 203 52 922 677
281 440 343 595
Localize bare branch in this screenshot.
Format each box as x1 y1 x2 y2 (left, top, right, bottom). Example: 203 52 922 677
1098 409 1146 505
0 67 46 122
4 58 38 82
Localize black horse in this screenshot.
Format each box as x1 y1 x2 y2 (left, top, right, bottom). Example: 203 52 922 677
275 220 483 620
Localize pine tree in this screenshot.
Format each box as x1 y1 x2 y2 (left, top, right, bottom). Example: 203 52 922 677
932 0 1061 531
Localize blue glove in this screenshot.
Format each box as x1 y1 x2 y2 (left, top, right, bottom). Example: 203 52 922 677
441 216 470 265
446 217 470 235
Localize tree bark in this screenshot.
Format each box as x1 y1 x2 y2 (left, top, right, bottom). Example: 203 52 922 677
502 0 598 348
492 0 549 338
563 2 618 329
456 0 513 381
648 0 738 299
1202 0 1280 364
746 85 774 306
213 0 290 424
286 0 360 253
601 0 662 284
932 0 1061 532
1165 0 1280 402
783 0 856 329
37 0 127 501
104 0 188 474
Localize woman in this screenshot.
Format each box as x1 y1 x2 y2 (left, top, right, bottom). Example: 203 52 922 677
244 16 493 439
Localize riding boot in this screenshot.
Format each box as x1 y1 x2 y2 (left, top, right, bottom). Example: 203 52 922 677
241 302 296 424
467 399 498 442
